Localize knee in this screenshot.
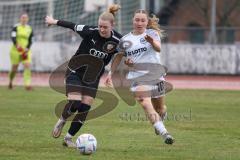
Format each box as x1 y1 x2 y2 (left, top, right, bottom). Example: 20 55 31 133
68 93 82 101
24 63 31 69
136 98 150 109
81 96 94 106
12 65 18 71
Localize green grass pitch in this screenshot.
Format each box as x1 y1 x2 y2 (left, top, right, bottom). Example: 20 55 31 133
0 87 240 160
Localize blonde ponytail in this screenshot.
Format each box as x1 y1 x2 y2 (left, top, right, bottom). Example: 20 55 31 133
108 4 121 17
147 14 164 37
99 4 121 24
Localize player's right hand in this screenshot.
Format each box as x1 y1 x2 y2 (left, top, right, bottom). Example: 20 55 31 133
16 45 24 52
105 75 113 87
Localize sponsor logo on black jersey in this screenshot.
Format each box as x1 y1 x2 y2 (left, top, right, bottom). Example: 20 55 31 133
91 39 96 44
103 41 118 53
89 48 108 59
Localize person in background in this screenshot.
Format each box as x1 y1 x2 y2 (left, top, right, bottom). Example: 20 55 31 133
8 13 34 90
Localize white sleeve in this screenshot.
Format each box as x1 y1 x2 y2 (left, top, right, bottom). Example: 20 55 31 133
147 29 160 41
11 31 16 37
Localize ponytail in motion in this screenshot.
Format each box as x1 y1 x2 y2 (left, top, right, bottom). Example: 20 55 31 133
99 4 121 25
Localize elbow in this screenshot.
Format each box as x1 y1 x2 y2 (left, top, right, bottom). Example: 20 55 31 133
153 42 161 52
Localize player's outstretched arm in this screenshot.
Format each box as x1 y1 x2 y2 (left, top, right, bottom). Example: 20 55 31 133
110 53 124 75
45 15 76 31
105 53 124 87
145 35 161 52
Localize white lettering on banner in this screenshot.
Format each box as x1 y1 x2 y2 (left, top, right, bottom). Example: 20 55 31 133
237 47 240 72
162 44 237 74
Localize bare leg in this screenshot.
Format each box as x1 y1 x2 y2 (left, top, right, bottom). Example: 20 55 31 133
23 62 32 90
8 64 19 89
151 96 167 120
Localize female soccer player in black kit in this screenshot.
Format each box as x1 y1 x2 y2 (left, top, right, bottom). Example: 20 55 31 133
45 4 122 147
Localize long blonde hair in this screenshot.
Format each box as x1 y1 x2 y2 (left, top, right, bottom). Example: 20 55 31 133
99 4 121 25
134 9 164 37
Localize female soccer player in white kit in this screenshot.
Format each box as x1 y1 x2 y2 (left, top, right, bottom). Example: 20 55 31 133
105 9 174 144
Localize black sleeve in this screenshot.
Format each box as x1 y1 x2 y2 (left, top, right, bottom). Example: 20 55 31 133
113 31 123 54
57 20 76 31
11 26 17 46
114 30 123 39
74 25 96 38
57 20 96 38
26 29 34 49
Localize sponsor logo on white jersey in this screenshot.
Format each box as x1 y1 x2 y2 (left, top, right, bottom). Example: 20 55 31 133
140 37 147 44
127 47 147 56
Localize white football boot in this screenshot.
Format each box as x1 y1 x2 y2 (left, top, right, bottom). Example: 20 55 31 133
63 136 76 148
52 118 66 138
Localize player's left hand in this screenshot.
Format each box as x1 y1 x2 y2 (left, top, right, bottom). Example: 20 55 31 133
124 58 134 67
144 35 154 44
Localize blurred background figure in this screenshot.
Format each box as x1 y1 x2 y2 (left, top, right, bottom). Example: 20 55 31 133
8 13 33 90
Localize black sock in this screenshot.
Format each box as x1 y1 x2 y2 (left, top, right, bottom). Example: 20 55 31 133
68 103 91 136
61 100 81 120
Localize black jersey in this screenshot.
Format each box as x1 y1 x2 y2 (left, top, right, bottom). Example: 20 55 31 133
57 20 122 78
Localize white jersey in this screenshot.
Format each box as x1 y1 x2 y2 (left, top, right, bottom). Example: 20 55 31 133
120 29 161 80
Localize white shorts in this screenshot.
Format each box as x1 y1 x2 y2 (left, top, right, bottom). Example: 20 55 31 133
130 77 166 98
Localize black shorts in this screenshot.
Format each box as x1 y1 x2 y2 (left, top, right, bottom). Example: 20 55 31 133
65 71 100 98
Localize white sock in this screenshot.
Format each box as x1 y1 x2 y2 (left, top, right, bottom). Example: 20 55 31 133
154 121 167 135
65 132 73 138
60 116 66 122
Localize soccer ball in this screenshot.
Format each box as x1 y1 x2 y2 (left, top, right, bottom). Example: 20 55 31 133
76 133 97 155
